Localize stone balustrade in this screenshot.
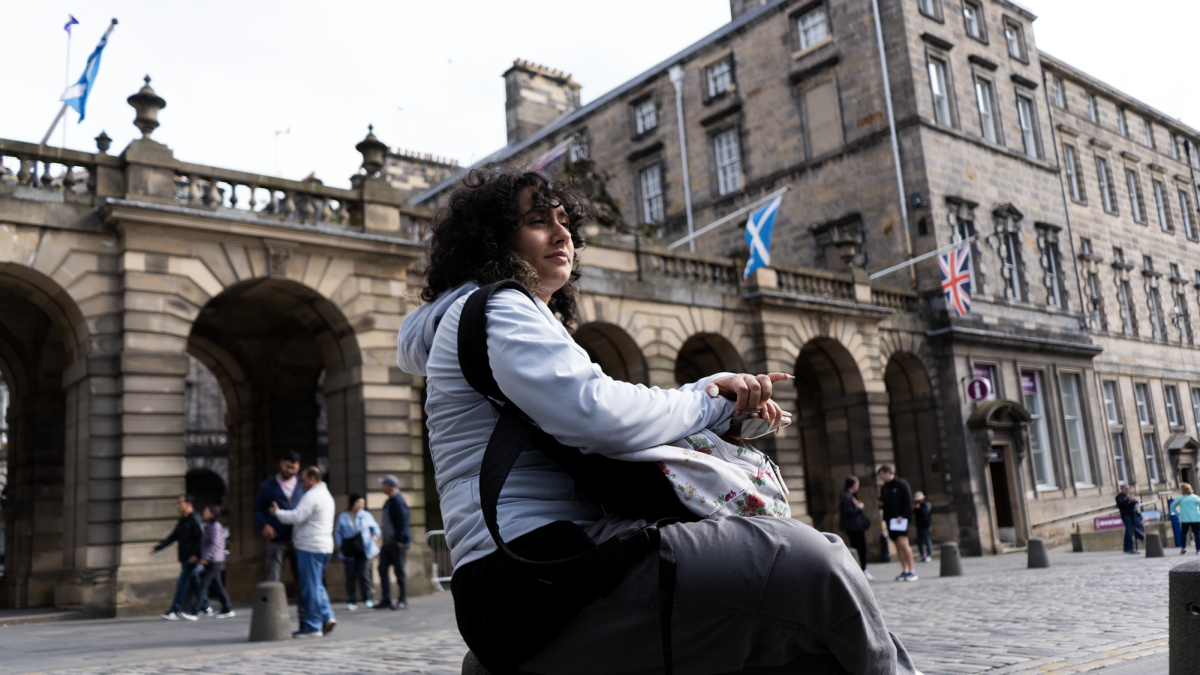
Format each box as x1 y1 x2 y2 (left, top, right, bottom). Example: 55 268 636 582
0 139 122 198
871 286 919 312
774 265 857 302
641 249 742 287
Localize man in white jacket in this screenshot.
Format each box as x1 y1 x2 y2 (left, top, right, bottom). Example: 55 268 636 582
271 466 336 638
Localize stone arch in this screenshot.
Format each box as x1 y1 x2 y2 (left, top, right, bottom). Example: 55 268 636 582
793 337 873 534
0 264 90 609
884 351 954 548
674 333 745 385
573 322 649 385
186 277 364 599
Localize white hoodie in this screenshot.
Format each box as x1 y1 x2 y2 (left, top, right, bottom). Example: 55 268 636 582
397 283 734 568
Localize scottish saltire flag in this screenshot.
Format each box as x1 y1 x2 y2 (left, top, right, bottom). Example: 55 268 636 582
527 135 576 172
63 15 78 34
939 243 973 316
743 194 782 279
60 21 115 123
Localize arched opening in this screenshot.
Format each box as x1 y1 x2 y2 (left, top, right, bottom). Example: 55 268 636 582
884 353 953 548
0 265 89 609
674 333 744 385
794 338 869 534
573 323 648 384
185 469 227 515
186 278 361 600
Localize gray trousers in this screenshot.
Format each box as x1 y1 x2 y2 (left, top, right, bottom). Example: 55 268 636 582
521 515 918 675
266 538 303 613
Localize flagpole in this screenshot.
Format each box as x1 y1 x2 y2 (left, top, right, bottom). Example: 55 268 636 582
666 186 788 251
868 236 976 281
41 104 70 147
63 23 72 149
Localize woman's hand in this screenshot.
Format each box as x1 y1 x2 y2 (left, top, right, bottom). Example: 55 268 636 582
707 373 791 418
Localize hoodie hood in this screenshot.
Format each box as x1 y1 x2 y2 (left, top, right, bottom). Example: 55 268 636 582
397 281 479 376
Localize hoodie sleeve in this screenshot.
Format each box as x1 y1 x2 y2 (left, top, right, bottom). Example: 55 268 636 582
486 289 735 454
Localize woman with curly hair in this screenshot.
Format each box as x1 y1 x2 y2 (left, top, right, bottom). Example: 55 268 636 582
397 169 915 675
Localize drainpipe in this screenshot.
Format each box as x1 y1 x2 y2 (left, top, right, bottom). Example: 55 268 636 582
1042 71 1089 331
870 0 915 287
669 65 696 253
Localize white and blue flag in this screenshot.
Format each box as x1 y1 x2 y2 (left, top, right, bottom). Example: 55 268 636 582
743 194 782 279
60 21 116 123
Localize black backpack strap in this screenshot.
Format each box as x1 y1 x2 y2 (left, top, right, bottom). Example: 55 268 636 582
456 279 676 675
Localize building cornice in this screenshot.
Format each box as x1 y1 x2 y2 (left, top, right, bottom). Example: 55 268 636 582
926 325 1103 355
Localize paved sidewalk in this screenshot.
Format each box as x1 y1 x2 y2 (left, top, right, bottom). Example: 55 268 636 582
0 550 1180 675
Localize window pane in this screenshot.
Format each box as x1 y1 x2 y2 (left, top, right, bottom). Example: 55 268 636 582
1144 119 1154 147
635 100 656 134
1192 388 1200 427
1155 181 1170 231
639 166 663 224
1017 98 1036 157
1112 433 1128 484
798 8 828 49
1103 381 1119 423
1053 77 1064 107
929 60 951 126
1060 374 1092 485
714 130 742 195
976 81 996 142
1023 372 1053 486
1135 383 1149 424
1145 433 1160 483
1117 109 1126 136
1166 386 1180 425
1097 158 1112 212
1181 191 1195 239
1065 146 1080 200
963 5 980 37
1005 25 1021 58
707 60 731 98
1126 170 1142 222
1087 94 1097 123
919 0 936 14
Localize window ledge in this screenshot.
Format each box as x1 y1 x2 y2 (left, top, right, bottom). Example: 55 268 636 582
1036 485 1060 492
1074 483 1097 489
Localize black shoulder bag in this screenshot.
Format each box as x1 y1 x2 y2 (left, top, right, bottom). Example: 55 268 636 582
452 281 697 675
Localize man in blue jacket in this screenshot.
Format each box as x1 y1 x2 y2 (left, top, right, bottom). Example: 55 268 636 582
253 451 307 601
377 475 411 610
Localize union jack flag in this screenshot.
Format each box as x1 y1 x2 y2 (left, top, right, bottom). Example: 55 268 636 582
939 244 973 316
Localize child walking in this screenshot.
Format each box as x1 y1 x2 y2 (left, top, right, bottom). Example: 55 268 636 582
192 504 235 618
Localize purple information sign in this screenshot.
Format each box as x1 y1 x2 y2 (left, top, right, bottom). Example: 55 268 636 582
1021 372 1038 395
1094 515 1124 531
967 378 992 402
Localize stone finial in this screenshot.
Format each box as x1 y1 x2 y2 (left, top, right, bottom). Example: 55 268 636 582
355 124 388 176
95 131 112 154
127 75 167 139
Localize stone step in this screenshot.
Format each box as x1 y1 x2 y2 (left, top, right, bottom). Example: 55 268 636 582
0 608 85 627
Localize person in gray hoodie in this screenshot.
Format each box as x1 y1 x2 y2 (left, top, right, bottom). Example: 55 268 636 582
396 170 917 675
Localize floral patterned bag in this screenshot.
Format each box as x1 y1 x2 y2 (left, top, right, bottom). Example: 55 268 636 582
607 430 791 519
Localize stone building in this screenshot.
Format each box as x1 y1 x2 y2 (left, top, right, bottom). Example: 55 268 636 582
415 0 1200 557
3 0 1200 616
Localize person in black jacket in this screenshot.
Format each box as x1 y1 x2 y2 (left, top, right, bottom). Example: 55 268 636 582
1116 484 1143 554
913 491 933 563
253 451 307 606
377 475 412 610
839 476 874 581
877 465 917 581
149 495 204 620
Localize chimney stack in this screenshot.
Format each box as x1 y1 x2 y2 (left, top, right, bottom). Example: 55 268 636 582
729 0 768 20
503 59 581 145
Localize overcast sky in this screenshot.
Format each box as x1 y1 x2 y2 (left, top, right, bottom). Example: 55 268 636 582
2 1 1196 189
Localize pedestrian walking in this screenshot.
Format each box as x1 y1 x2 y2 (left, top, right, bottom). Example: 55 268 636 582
149 495 203 620
839 476 874 581
1116 484 1143 554
913 491 933 563
190 504 235 618
335 492 380 610
271 466 336 638
377 475 412 610
1174 483 1200 554
878 465 917 581
252 451 307 593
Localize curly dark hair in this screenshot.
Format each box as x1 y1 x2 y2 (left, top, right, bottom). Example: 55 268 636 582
421 168 590 328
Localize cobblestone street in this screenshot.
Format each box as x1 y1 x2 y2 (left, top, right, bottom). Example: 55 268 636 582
0 550 1176 675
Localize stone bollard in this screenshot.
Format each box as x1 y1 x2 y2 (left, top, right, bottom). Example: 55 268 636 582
249 581 292 642
1147 531 1165 558
940 542 963 577
1170 560 1200 674
1027 538 1049 569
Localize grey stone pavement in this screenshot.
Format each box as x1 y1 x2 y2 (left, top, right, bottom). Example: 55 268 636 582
0 549 1181 675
